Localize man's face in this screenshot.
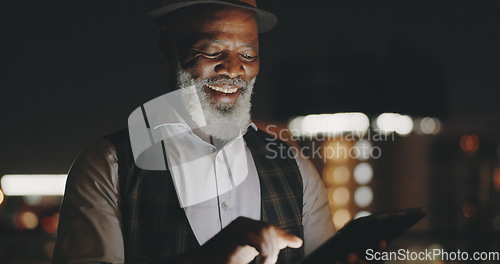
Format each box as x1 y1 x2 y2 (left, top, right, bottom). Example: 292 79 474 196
175 5 260 108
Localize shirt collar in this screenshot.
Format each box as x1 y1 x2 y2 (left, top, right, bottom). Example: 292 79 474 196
145 86 258 137
128 86 258 162
249 122 258 131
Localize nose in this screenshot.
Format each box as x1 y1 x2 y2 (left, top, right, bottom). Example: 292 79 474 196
214 54 245 78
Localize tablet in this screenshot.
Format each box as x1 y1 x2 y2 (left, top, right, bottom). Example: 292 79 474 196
297 207 426 264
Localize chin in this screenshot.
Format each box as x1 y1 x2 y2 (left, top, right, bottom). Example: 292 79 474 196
213 102 237 113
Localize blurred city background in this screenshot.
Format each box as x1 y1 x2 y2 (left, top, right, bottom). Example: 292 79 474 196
1 0 499 263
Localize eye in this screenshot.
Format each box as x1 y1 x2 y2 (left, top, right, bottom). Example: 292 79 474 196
200 52 222 59
240 54 259 62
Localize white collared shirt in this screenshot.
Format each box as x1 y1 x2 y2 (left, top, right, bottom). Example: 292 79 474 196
53 89 335 264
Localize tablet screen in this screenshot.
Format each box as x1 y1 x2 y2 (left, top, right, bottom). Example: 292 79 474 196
297 208 426 264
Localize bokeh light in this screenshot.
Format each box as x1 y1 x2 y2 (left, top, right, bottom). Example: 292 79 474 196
19 211 39 230
322 166 336 186
333 166 350 185
493 166 500 192
333 209 352 230
323 140 351 164
376 113 413 135
354 186 373 207
289 113 370 137
333 187 350 205
420 117 441 135
354 163 373 185
462 202 476 218
0 189 4 205
354 139 372 161
427 244 444 262
288 116 304 135
395 115 413 135
1 174 67 196
23 195 42 206
41 214 59 233
459 134 479 152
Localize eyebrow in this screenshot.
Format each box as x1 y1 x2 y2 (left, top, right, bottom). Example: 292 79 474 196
206 39 258 49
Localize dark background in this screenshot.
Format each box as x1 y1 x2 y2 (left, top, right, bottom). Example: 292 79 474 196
1 1 500 262
1 0 499 175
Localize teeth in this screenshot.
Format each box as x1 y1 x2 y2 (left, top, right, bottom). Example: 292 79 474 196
206 84 238 94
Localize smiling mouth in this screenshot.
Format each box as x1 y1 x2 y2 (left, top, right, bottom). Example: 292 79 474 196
206 84 239 94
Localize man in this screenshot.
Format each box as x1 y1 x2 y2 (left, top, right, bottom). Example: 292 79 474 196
53 1 334 263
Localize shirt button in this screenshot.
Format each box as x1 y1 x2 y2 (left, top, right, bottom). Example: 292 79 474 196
221 202 228 210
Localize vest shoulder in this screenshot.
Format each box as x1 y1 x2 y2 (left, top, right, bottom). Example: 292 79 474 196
102 127 135 167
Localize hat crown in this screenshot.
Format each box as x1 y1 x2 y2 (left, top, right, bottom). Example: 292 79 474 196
149 0 276 33
233 0 257 7
162 0 257 8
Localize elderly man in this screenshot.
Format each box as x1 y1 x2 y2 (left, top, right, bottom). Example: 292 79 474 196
53 1 334 263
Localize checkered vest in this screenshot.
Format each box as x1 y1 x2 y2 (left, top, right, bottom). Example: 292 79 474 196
105 127 304 264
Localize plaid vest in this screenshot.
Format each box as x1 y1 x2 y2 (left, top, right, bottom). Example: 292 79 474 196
105 128 304 264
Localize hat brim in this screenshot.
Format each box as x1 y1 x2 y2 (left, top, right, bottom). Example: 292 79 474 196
145 0 277 33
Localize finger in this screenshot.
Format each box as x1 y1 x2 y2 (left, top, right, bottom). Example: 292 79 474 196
268 227 279 263
236 245 259 263
259 246 278 264
262 254 278 264
268 227 284 264
246 230 278 263
275 229 303 249
228 246 258 264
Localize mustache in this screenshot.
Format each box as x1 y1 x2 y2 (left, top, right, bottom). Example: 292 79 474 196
174 62 255 95
205 76 250 86
199 76 254 94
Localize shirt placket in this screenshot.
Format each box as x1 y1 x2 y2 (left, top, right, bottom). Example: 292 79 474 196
214 149 236 229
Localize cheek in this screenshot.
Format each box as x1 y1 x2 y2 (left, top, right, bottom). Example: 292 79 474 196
246 62 260 79
185 60 217 78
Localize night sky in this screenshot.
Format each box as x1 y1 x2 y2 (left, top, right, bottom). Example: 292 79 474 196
1 0 500 175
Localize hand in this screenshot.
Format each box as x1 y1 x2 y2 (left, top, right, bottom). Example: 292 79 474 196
197 216 303 264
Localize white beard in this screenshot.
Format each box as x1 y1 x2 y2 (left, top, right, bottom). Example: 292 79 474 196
175 65 255 141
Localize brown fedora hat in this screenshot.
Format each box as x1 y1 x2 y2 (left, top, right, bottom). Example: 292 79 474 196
146 0 277 33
